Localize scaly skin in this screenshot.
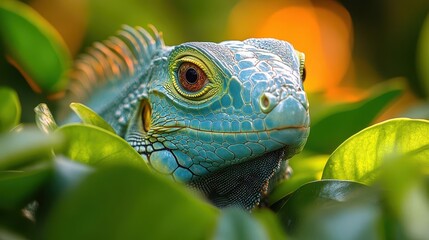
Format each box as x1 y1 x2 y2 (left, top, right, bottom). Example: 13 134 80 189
64 26 310 209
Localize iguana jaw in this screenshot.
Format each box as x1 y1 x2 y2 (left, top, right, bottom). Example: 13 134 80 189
188 148 287 210
186 125 309 209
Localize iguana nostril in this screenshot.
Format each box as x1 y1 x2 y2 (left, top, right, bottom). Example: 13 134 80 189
262 95 269 108
259 92 277 113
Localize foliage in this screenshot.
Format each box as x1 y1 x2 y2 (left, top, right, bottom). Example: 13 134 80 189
1 1 429 240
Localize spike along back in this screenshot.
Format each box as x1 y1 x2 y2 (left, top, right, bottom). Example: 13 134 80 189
61 25 310 210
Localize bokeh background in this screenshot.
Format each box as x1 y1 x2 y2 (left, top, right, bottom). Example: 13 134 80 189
2 0 429 121
1 2 429 238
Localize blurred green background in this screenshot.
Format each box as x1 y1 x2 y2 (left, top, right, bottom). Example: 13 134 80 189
1 1 429 239
2 0 429 122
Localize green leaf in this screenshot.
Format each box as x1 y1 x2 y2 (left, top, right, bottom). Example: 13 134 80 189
417 12 429 98
270 154 329 205
0 87 20 132
34 103 58 134
0 127 63 171
322 118 429 184
294 189 382 240
379 157 429 240
213 207 269 240
0 209 35 240
42 165 217 240
252 209 288 240
276 180 367 234
0 162 51 210
48 157 93 199
305 82 402 153
0 1 71 93
69 103 115 134
56 124 146 169
37 157 93 219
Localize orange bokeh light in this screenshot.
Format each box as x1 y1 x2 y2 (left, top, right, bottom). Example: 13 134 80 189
228 0 355 100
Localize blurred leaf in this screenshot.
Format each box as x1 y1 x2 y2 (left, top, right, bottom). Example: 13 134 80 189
168 0 237 43
0 127 62 171
343 0 429 98
29 0 89 56
398 182 429 239
213 207 268 240
276 180 367 234
252 209 288 240
294 189 382 240
42 165 217 240
0 162 51 211
379 157 429 240
0 87 21 132
270 154 328 205
37 157 93 220
34 103 58 134
306 82 402 153
417 12 429 98
85 0 185 46
322 118 429 184
399 101 429 119
69 103 115 134
47 157 93 199
0 209 35 240
56 124 146 169
0 1 71 93
84 0 236 46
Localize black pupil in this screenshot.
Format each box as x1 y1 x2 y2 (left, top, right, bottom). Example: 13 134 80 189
185 68 198 84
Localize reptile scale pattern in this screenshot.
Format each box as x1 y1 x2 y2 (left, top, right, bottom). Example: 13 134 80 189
65 26 310 209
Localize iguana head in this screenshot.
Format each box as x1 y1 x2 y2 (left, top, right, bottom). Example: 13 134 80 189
124 35 309 208
68 26 309 209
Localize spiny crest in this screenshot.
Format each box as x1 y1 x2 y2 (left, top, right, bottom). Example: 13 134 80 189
66 25 164 103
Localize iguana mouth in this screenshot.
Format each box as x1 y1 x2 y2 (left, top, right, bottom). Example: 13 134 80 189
188 148 286 210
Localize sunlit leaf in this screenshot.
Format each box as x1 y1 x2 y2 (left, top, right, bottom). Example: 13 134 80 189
306 83 402 153
43 165 217 240
56 124 146 169
0 87 20 132
0 127 62 171
0 162 51 210
275 180 367 234
322 118 429 184
34 103 58 134
69 103 115 134
0 1 71 93
213 207 268 240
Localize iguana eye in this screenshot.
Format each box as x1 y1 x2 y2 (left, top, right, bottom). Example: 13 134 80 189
302 66 306 82
295 50 306 83
178 62 208 92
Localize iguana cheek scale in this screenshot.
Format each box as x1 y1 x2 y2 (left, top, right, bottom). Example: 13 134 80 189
62 25 310 210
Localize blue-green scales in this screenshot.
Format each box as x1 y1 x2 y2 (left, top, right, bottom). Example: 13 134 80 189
63 26 310 209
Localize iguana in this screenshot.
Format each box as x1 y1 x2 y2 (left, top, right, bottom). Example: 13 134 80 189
62 25 310 210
